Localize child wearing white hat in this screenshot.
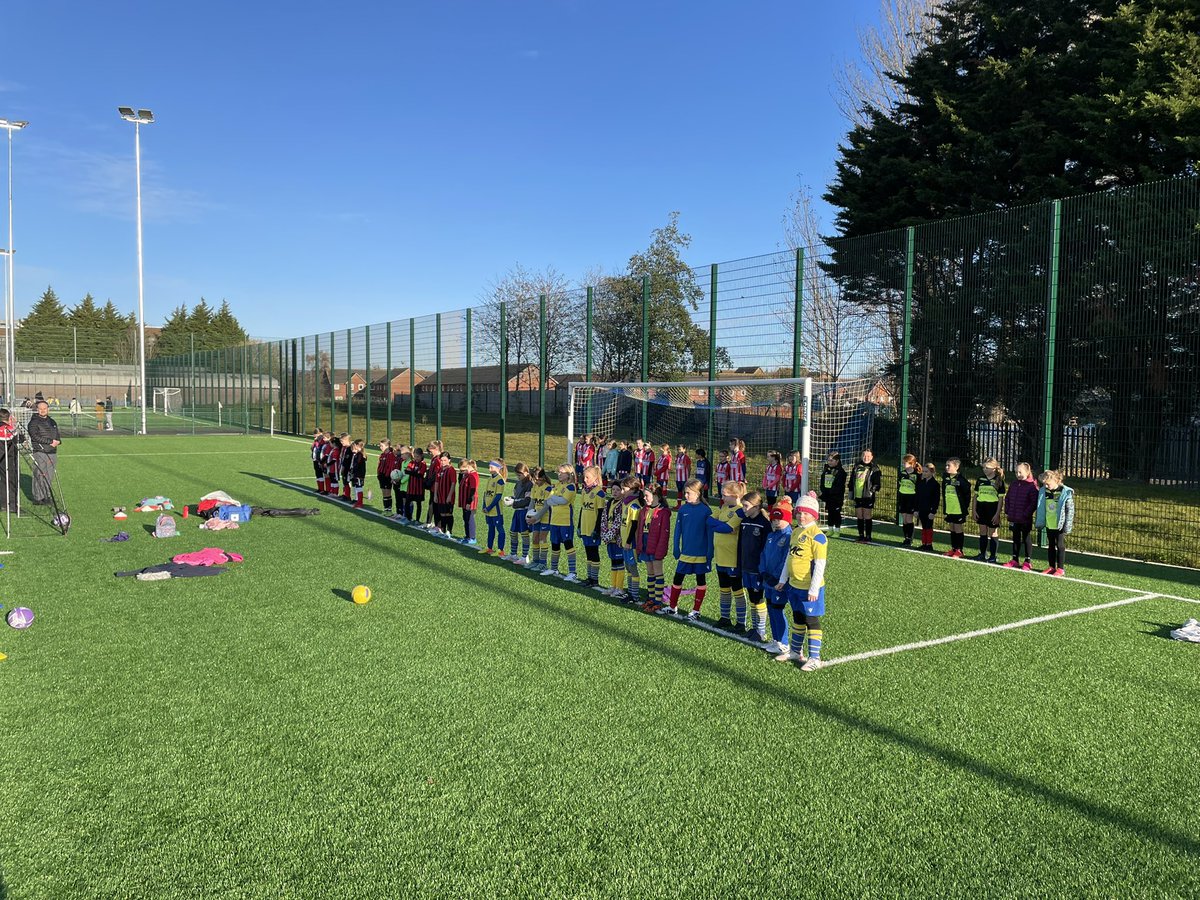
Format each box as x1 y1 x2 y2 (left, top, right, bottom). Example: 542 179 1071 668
773 491 828 671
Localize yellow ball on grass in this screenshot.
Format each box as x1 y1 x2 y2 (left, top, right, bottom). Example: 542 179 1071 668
351 585 372 605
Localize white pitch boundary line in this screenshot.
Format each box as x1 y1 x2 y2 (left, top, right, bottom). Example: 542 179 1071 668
840 536 1200 603
823 592 1161 667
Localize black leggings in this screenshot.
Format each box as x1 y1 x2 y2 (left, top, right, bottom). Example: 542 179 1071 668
1011 525 1032 560
673 571 707 587
585 545 600 565
717 570 743 592
825 505 843 528
1047 529 1067 569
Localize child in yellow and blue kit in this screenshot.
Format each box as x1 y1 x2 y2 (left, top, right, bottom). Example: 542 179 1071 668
712 480 746 629
480 459 507 555
525 469 553 571
577 465 606 588
541 464 579 582
773 491 828 671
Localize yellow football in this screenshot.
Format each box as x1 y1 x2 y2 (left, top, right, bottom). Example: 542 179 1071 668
351 585 372 605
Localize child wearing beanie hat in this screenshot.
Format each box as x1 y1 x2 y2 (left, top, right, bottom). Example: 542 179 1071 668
774 491 827 671
760 498 794 655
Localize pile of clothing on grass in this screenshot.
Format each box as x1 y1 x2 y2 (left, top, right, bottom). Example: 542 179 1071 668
116 547 244 581
134 496 173 512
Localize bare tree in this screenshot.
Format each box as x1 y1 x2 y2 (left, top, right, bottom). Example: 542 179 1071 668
476 264 582 397
781 183 895 380
833 0 941 128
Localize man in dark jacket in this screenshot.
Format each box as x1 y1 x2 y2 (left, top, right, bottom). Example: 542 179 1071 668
26 400 61 505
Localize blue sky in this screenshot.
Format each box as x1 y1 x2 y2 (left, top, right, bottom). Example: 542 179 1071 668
2 0 880 338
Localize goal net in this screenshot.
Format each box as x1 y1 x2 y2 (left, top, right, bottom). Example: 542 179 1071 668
567 377 880 497
153 387 183 416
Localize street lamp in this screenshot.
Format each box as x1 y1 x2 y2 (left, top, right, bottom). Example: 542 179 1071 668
118 107 153 434
0 118 27 406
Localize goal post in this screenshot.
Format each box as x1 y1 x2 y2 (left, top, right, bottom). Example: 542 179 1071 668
567 377 879 502
152 387 183 416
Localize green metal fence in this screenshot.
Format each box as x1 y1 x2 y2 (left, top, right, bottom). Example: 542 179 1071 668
147 176 1200 566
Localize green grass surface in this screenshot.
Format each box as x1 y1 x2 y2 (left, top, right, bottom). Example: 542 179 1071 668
2 435 1198 898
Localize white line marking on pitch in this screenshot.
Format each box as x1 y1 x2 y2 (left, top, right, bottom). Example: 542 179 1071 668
843 537 1200 603
823 593 1161 667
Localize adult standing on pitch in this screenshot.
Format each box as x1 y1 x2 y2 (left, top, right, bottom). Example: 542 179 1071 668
104 396 115 431
27 400 62 506
0 408 19 512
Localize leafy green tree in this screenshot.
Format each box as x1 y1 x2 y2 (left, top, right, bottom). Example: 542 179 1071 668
592 213 730 382
822 0 1200 473
189 299 215 349
211 300 248 347
152 305 193 358
16 286 72 359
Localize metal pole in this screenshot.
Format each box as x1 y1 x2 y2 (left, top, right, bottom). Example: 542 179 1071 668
4 121 24 405
134 121 148 435
584 286 593 438
538 294 547 468
707 264 717 465
243 345 249 435
465 308 473 460
329 331 336 432
385 321 392 442
435 312 442 442
1042 199 1062 474
190 333 196 433
344 327 351 435
800 377 813 496
365 324 371 445
640 275 650 438
919 349 931 462
791 247 804 452
408 318 415 445
499 301 507 457
898 226 915 518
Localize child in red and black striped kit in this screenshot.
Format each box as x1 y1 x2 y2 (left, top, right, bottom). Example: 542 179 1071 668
674 444 691 507
432 451 457 537
405 447 427 524
783 450 803 507
324 433 342 498
762 451 783 507
349 439 367 508
339 434 354 501
377 439 397 515
457 458 480 546
654 443 672 489
311 429 326 493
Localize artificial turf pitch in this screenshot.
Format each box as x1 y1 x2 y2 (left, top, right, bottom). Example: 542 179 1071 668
1 435 1198 898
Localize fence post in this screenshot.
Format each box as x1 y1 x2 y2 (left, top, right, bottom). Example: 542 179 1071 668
243 344 250 435
465 307 473 460
409 318 416 446
791 247 804 452
329 331 336 433
385 321 392 442
435 312 443 443
641 275 650 437
584 286 593 435
190 333 197 433
539 293 547 468
707 264 717 463
499 301 507 458
344 328 352 435
365 324 372 445
1042 199 1062 474
898 225 915 518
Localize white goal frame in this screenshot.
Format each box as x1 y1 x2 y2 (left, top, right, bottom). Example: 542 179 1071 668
153 387 183 416
567 377 814 496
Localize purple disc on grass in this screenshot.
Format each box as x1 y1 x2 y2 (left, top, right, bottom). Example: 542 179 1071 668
6 607 34 629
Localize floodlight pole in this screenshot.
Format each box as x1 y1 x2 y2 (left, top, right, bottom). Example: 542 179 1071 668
119 107 153 435
0 118 28 405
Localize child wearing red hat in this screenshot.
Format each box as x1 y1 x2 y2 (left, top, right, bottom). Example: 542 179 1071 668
773 491 827 671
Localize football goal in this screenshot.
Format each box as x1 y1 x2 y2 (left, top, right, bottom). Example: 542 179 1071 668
152 387 183 416
567 377 881 495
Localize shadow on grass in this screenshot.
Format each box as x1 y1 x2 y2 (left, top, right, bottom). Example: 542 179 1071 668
332 588 354 603
1141 621 1189 641
866 518 1200 591
248 472 1200 860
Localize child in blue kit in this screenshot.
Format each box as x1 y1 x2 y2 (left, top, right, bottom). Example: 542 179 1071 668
761 499 794 655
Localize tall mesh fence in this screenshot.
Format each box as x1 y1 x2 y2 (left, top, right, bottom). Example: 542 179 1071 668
140 176 1200 566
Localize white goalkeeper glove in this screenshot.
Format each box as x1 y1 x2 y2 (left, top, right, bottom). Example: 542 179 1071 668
503 497 514 507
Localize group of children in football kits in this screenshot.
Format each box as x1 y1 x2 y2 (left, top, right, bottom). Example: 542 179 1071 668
308 430 1078 672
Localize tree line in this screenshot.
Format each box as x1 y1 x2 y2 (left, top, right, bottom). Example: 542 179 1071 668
15 288 249 362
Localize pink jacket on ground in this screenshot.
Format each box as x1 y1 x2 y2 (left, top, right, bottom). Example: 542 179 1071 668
173 547 244 566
